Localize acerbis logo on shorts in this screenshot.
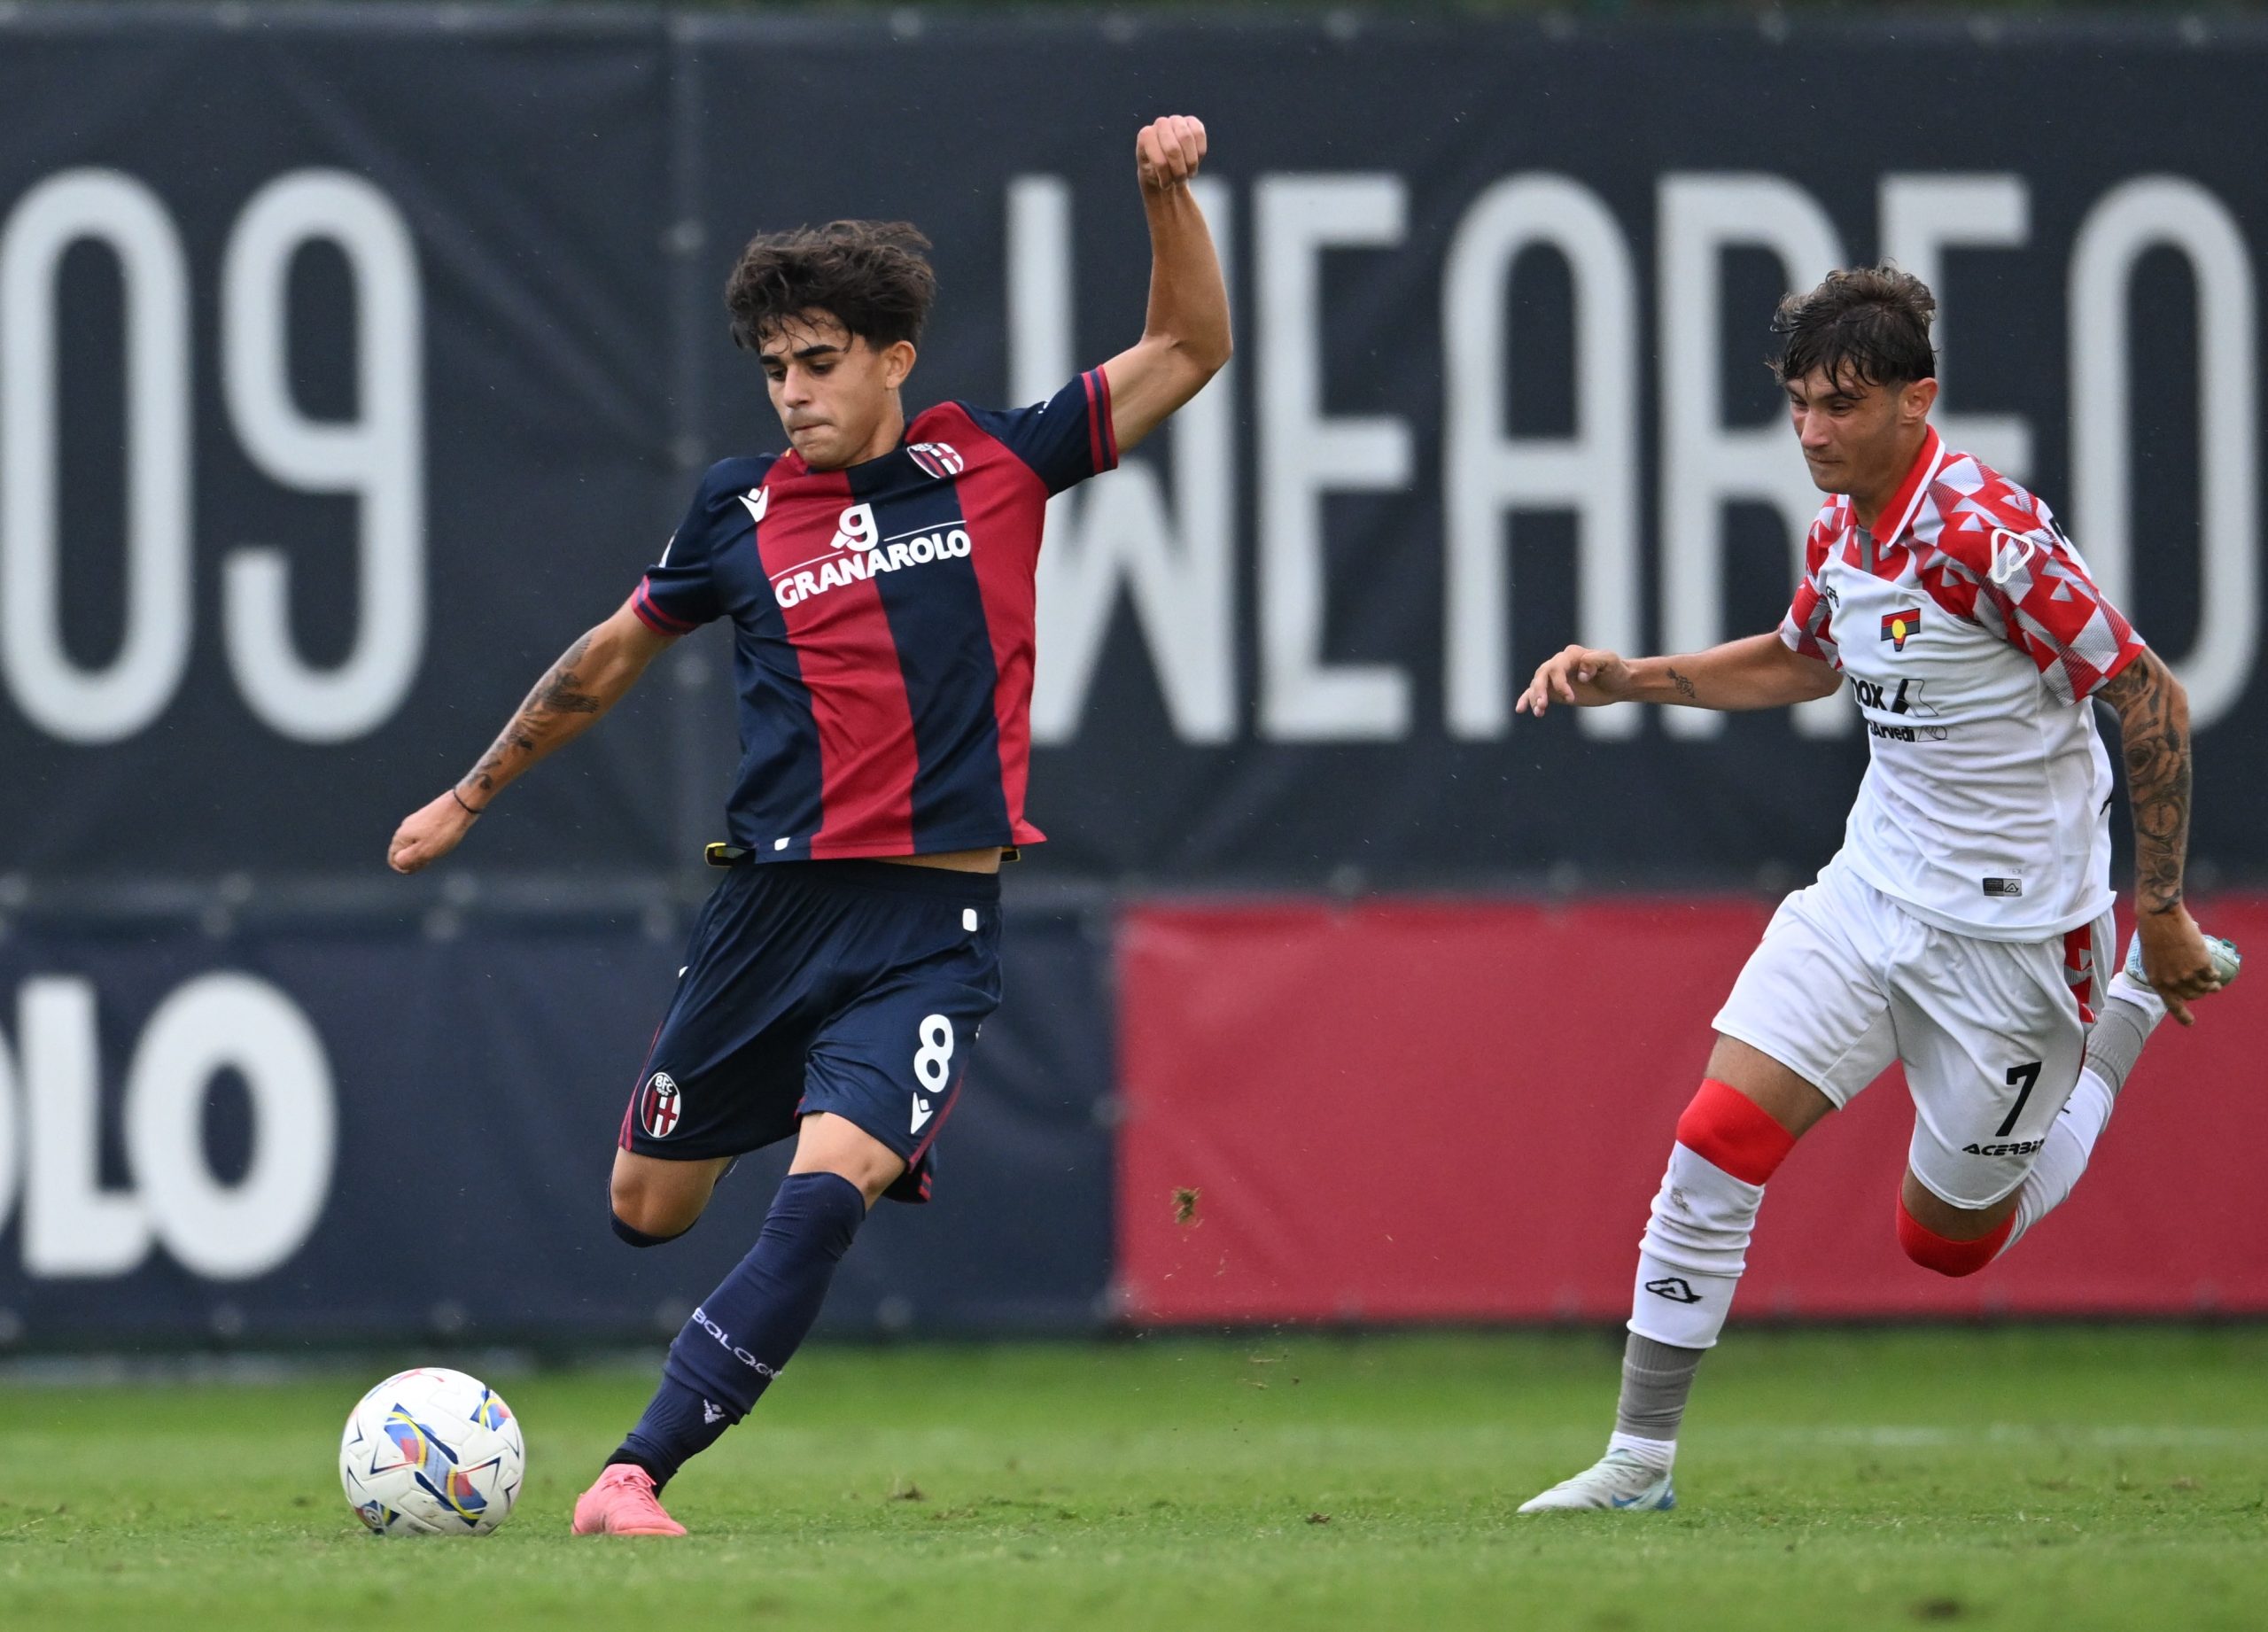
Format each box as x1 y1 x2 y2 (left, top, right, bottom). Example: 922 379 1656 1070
1961 1138 2045 1157
1644 1276 1703 1304
640 1071 682 1139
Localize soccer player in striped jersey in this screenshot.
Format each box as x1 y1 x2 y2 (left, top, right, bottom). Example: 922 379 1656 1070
387 116 1228 1535
1511 266 2237 1512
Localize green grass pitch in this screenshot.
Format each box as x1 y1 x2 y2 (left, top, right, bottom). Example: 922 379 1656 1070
3 1328 2264 1631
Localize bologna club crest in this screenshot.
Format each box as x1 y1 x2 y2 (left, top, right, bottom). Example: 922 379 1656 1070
908 441 964 479
640 1072 683 1139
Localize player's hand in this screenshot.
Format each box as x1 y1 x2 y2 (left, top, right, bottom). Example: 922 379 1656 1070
1515 645 1632 718
2135 904 2224 1028
1136 115 1206 192
388 789 481 875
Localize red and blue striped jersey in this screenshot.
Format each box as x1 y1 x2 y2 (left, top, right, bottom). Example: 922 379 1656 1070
630 369 1117 860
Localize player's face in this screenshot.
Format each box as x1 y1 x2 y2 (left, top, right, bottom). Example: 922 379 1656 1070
1783 367 1938 502
757 311 916 470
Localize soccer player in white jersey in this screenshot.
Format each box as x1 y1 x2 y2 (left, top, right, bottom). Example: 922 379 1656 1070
1511 266 2238 1512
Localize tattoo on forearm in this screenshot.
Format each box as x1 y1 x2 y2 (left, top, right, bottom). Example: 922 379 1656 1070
462 633 610 797
2100 655 2191 914
1666 666 1698 703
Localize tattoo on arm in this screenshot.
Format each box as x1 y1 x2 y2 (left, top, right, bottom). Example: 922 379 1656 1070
462 632 611 798
1666 665 1698 703
2099 653 2192 914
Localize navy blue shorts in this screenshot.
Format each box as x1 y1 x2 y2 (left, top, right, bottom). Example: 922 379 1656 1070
619 859 1002 1204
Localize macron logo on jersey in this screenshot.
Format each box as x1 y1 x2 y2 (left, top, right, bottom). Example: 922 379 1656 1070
738 486 769 528
775 504 975 609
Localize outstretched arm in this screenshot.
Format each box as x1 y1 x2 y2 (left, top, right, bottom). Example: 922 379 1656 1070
1099 114 1231 454
387 598 676 874
1515 633 1842 719
2097 649 2222 1024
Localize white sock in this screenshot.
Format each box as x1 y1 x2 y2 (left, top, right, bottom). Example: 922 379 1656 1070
1627 1141 1764 1349
2007 1069 2111 1247
2104 965 2167 1026
1607 1429 1675 1472
2005 986 2161 1249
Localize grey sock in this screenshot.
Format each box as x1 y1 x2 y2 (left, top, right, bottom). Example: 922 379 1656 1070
2084 994 2158 1097
1614 1332 1705 1442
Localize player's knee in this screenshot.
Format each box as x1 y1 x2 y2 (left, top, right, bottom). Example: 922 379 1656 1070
1673 1077 1797 1185
608 1172 698 1246
1894 1194 2012 1277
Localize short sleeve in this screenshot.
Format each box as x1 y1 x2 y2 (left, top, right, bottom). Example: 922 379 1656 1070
1930 507 2145 706
959 369 1119 496
1778 509 1843 669
630 461 759 635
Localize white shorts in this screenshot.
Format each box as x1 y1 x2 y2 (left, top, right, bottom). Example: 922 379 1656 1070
1712 857 2113 1209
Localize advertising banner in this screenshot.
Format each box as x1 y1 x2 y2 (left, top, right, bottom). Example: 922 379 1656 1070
1117 895 2268 1324
0 8 2262 1341
0 903 1115 1344
0 11 2258 891
0 11 687 880
684 13 2268 884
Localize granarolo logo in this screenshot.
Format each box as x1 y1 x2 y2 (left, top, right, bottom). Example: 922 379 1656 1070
640 1072 682 1139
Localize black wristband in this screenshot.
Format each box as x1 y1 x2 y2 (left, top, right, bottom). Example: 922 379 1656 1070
450 787 485 817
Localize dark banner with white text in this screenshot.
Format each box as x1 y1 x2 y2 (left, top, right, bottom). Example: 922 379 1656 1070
0 905 1114 1345
0 10 2261 890
0 7 2264 1343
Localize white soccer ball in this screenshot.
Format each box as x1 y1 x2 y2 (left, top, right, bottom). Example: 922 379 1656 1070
338 1366 526 1536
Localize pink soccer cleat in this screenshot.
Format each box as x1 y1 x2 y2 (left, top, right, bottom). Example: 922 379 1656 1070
571 1464 687 1536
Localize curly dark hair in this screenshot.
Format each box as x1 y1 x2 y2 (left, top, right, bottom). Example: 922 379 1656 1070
1770 265 1938 391
724 220 937 353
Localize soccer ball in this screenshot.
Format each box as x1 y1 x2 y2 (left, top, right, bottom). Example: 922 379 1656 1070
338 1366 526 1536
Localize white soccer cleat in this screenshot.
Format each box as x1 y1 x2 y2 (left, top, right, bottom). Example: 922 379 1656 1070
2116 929 2241 1006
1516 1449 1676 1513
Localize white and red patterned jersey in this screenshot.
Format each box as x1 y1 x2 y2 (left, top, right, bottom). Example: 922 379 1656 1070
1779 425 2145 942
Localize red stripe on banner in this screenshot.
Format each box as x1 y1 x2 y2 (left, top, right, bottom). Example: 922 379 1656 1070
1117 895 2268 1324
933 404 1046 845
756 468 918 855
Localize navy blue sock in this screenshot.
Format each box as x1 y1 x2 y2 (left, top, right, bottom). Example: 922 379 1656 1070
610 1171 866 1487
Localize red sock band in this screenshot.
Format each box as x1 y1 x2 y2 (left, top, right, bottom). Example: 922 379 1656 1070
1674 1077 1797 1185
1895 1197 2014 1278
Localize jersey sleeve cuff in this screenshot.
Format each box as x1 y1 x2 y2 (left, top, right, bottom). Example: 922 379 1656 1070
2076 635 2147 699
1085 367 1119 475
632 580 697 635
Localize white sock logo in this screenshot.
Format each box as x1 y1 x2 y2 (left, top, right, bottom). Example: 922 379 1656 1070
703 1401 725 1425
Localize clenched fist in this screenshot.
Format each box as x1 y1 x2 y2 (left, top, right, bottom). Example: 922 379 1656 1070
1136 115 1207 192
389 789 480 875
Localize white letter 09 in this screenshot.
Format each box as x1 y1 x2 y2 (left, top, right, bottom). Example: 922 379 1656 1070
0 169 193 743
221 170 425 743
